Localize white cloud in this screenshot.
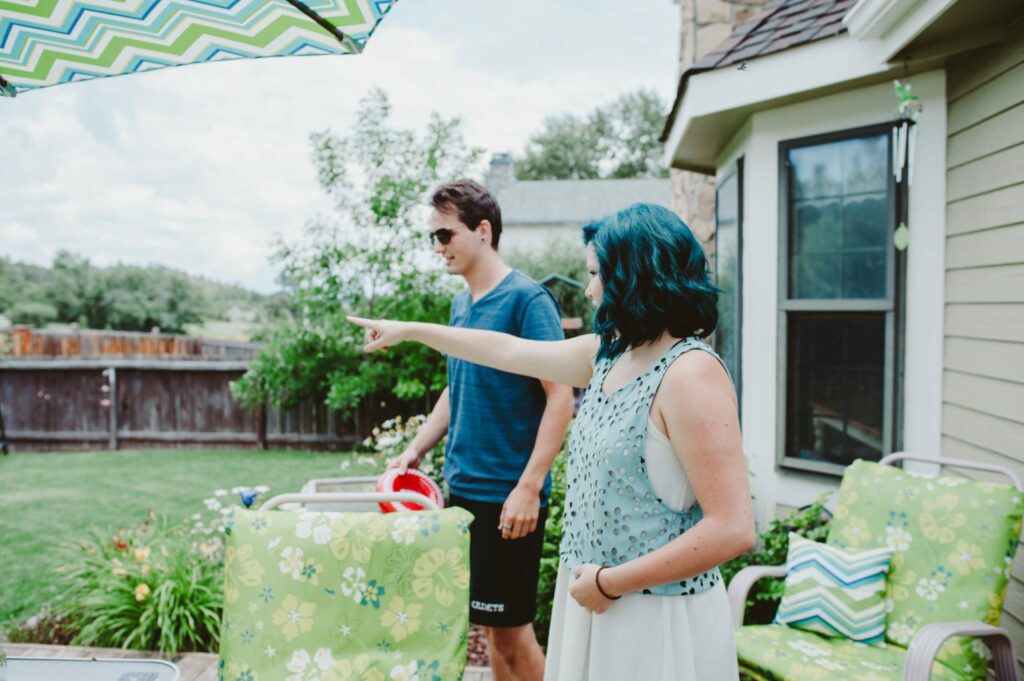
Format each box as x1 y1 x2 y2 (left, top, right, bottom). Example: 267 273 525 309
0 0 680 292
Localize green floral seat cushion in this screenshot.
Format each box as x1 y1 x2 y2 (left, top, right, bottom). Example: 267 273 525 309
827 460 1023 680
737 624 964 681
219 507 474 681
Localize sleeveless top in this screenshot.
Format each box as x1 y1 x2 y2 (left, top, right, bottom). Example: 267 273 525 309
560 338 724 596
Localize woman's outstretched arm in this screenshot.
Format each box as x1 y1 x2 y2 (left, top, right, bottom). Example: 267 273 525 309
348 316 599 389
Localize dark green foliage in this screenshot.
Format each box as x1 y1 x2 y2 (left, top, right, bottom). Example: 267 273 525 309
720 498 832 624
56 514 223 653
0 251 264 334
505 238 591 335
232 89 483 416
535 447 567 647
516 89 670 181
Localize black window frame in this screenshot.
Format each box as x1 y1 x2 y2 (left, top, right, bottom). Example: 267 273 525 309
776 122 908 476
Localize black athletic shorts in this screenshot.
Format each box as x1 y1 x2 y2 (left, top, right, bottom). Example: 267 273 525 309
449 493 548 628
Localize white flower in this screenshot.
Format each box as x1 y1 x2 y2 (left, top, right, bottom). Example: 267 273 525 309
266 645 277 658
191 513 202 521
339 624 352 636
279 547 305 579
883 597 895 613
214 489 228 497
296 512 332 544
390 661 419 681
392 515 420 545
814 658 845 670
255 485 270 493
286 650 311 680
787 640 827 657
915 577 946 601
203 498 222 511
341 566 368 604
268 537 282 550
960 600 970 609
885 526 912 551
890 622 915 644
313 648 336 672
971 639 992 660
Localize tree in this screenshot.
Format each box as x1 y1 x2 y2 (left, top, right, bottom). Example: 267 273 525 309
515 89 670 181
232 89 483 417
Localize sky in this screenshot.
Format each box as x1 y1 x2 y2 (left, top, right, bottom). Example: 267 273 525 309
0 1 681 293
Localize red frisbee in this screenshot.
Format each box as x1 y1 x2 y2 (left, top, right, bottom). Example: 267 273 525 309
375 469 445 513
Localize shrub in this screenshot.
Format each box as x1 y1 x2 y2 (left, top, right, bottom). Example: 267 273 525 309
534 449 567 647
50 487 270 653
5 301 58 327
360 414 446 492
720 497 832 624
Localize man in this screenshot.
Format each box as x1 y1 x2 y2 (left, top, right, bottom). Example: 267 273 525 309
389 179 574 681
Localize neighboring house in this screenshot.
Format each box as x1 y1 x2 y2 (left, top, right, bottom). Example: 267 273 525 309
664 0 1024 657
484 153 673 254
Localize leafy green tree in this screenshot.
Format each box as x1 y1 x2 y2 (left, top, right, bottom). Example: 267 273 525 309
505 236 592 335
232 89 483 417
516 89 670 181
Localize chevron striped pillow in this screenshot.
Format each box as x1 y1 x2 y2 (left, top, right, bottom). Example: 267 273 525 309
774 533 893 644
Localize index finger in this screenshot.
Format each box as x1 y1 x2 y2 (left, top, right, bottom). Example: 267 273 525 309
347 316 373 328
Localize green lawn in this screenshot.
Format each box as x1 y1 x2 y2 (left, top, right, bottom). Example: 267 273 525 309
0 448 379 629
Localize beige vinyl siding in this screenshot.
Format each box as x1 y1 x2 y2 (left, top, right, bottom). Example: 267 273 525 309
944 21 1024 669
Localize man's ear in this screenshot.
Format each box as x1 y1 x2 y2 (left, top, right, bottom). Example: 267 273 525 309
476 219 492 246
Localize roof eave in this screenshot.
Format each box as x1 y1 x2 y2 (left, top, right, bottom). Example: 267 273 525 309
664 34 897 172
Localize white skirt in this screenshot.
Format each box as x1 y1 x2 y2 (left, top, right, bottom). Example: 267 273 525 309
543 562 739 681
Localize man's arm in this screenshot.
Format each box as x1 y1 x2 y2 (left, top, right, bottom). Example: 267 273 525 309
389 387 450 473
498 379 574 540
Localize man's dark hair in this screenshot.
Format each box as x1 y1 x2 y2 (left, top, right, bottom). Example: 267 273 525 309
431 179 503 249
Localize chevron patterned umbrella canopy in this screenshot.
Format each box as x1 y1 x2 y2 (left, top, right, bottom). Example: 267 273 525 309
0 0 396 97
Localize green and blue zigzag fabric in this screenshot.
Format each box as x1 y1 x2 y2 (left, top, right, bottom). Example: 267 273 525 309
0 0 396 97
774 533 893 644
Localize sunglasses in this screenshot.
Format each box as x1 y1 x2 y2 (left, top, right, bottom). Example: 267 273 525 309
428 227 457 246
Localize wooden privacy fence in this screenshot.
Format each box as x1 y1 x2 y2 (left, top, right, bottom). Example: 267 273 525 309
0 359 410 452
8 326 259 361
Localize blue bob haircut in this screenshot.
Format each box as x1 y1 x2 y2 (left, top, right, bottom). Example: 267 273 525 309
582 203 719 361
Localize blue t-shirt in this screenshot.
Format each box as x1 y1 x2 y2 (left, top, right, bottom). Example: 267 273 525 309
445 270 564 504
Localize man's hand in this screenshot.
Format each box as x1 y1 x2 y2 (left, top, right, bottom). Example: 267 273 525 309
387 446 420 474
499 482 541 540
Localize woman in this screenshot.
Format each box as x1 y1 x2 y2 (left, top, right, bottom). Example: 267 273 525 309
350 203 754 681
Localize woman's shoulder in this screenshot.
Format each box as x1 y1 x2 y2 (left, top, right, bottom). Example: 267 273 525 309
661 344 731 392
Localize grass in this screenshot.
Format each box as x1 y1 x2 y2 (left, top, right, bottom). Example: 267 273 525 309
0 448 379 630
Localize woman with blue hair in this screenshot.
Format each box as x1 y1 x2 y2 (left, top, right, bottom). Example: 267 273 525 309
351 203 754 680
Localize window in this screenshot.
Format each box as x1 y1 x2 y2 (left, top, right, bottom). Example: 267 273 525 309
715 159 742 407
778 125 905 475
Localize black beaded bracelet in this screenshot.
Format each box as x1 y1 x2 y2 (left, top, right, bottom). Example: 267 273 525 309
595 566 621 600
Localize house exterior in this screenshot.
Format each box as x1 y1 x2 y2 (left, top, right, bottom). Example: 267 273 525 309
483 154 673 255
664 0 1024 657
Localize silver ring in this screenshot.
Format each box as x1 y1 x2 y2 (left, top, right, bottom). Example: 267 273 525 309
501 524 513 531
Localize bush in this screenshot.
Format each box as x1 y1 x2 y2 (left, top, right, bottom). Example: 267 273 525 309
5 301 58 327
720 497 832 624
535 449 567 647
47 487 271 653
360 414 447 492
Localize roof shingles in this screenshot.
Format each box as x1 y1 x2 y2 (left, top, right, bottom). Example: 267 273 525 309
691 0 856 70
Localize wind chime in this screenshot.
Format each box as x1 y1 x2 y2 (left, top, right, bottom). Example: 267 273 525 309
892 80 922 252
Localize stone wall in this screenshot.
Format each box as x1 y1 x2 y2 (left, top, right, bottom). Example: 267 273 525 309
671 0 766 261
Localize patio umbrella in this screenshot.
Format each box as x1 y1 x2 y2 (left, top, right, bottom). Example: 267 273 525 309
0 0 396 97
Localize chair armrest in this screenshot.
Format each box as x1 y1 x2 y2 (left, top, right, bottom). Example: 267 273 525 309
904 621 1021 681
727 565 786 629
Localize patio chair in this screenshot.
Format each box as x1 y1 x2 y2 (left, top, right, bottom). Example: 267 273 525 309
729 453 1024 681
218 488 473 681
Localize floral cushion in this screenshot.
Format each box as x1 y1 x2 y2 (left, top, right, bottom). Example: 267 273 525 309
737 624 964 681
827 460 1023 680
219 507 474 681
